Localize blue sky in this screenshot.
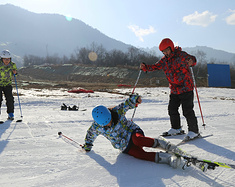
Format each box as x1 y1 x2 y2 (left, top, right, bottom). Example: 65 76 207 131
1 0 235 53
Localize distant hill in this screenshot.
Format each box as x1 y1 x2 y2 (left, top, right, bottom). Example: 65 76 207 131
184 46 235 64
0 4 132 67
143 46 235 65
1 4 234 68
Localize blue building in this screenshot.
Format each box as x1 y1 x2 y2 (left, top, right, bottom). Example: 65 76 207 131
207 64 231 87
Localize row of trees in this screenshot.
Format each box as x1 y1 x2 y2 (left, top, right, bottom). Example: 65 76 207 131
23 43 235 82
23 43 159 67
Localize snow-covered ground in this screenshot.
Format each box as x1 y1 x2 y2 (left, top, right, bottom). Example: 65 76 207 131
0 87 234 187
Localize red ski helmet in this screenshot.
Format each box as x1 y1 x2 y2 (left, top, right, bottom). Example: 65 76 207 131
159 38 174 52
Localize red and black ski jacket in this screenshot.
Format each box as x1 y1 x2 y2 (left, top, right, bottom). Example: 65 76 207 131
143 47 196 94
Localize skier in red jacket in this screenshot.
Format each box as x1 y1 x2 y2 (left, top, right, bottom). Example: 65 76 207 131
140 38 199 139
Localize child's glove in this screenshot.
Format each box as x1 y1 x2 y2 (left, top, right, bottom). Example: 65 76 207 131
129 95 141 106
82 143 92 152
140 62 147 72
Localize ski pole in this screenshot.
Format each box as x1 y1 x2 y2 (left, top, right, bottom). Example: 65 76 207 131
14 74 23 122
190 67 206 129
58 132 83 147
131 69 142 95
131 70 142 121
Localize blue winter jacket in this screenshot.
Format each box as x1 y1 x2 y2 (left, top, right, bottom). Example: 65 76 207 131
84 95 142 152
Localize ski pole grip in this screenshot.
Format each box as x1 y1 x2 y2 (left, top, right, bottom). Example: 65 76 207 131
58 132 62 136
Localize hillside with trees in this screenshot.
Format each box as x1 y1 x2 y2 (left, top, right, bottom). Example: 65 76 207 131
18 44 235 90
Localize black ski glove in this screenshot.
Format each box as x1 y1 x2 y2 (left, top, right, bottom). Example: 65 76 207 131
82 143 92 152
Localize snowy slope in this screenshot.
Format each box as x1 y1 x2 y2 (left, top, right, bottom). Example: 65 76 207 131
0 87 234 187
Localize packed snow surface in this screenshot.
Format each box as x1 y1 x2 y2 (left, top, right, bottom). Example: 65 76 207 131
0 87 234 187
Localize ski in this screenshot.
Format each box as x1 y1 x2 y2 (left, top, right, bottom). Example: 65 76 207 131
172 147 235 172
182 155 217 172
180 154 235 172
0 119 22 124
200 159 235 169
161 130 185 137
176 134 213 146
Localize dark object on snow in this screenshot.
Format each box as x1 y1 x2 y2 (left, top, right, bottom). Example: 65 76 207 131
61 104 79 111
68 105 79 111
61 103 68 110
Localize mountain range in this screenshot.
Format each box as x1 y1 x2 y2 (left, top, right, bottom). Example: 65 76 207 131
0 4 131 67
145 46 235 65
0 4 234 68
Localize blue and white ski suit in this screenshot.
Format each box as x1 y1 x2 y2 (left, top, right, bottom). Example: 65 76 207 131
84 95 142 152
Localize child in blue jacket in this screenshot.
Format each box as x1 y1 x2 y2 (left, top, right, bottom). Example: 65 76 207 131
83 95 186 169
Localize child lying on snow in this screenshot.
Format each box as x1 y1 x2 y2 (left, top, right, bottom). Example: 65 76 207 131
82 95 186 169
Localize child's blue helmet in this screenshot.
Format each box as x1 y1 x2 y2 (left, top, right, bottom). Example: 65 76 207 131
92 105 111 126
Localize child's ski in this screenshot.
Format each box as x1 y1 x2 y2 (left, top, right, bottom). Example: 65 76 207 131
172 147 235 172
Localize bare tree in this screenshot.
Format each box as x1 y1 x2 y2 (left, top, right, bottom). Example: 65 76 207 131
191 50 207 78
76 47 90 64
127 47 140 65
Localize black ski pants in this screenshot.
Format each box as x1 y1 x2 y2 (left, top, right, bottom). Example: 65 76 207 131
0 85 14 114
168 91 198 133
